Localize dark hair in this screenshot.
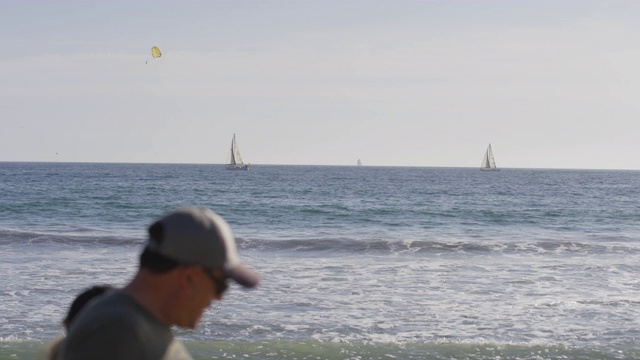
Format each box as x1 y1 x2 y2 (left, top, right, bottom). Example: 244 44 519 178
63 285 112 328
148 220 164 244
140 247 180 273
142 220 181 273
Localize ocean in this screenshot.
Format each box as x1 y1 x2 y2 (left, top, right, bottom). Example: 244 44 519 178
1 162 640 359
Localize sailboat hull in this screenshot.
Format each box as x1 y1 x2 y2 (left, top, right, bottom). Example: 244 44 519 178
226 164 249 171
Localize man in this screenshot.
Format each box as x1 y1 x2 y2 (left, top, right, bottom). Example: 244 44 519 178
57 207 260 360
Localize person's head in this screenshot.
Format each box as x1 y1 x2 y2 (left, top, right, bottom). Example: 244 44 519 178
63 285 112 329
140 207 259 328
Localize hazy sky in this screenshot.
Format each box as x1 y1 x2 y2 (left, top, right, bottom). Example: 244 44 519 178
2 1 640 169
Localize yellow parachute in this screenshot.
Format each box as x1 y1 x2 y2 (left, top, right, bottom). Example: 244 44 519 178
151 46 162 58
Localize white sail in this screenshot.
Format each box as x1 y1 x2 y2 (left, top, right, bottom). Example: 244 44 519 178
357 159 362 166
226 134 249 170
480 144 498 171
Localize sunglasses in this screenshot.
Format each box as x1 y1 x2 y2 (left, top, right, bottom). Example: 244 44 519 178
202 267 229 295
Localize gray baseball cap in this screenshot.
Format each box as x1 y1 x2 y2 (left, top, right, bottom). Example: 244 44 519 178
145 207 259 288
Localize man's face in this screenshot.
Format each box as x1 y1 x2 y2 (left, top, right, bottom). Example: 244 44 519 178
179 267 226 329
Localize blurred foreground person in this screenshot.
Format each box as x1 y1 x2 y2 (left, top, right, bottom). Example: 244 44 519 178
63 285 113 329
47 285 113 360
56 207 260 360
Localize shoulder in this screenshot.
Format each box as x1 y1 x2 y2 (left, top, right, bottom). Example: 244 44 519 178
58 320 142 360
72 291 165 330
58 291 173 360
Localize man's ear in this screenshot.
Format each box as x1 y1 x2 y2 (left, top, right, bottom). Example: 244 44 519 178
178 266 201 290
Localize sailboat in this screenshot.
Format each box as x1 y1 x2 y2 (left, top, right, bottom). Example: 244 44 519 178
480 143 498 171
357 159 362 166
225 134 250 170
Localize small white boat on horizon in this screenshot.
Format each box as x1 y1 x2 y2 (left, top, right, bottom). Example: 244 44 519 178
225 134 250 171
480 143 498 171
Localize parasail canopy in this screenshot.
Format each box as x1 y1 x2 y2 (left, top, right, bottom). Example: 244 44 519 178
151 46 162 58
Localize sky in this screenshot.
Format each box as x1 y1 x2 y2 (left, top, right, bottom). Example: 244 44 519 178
1 0 640 169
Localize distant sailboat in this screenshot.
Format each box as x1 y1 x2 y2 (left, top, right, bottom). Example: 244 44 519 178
357 159 362 166
480 144 498 171
225 134 250 170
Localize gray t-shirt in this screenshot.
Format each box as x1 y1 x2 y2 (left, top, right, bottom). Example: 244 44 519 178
57 290 192 360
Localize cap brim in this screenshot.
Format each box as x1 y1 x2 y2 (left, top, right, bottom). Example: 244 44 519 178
225 264 260 288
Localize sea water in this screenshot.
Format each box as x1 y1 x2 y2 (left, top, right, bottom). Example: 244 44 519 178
1 162 640 359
